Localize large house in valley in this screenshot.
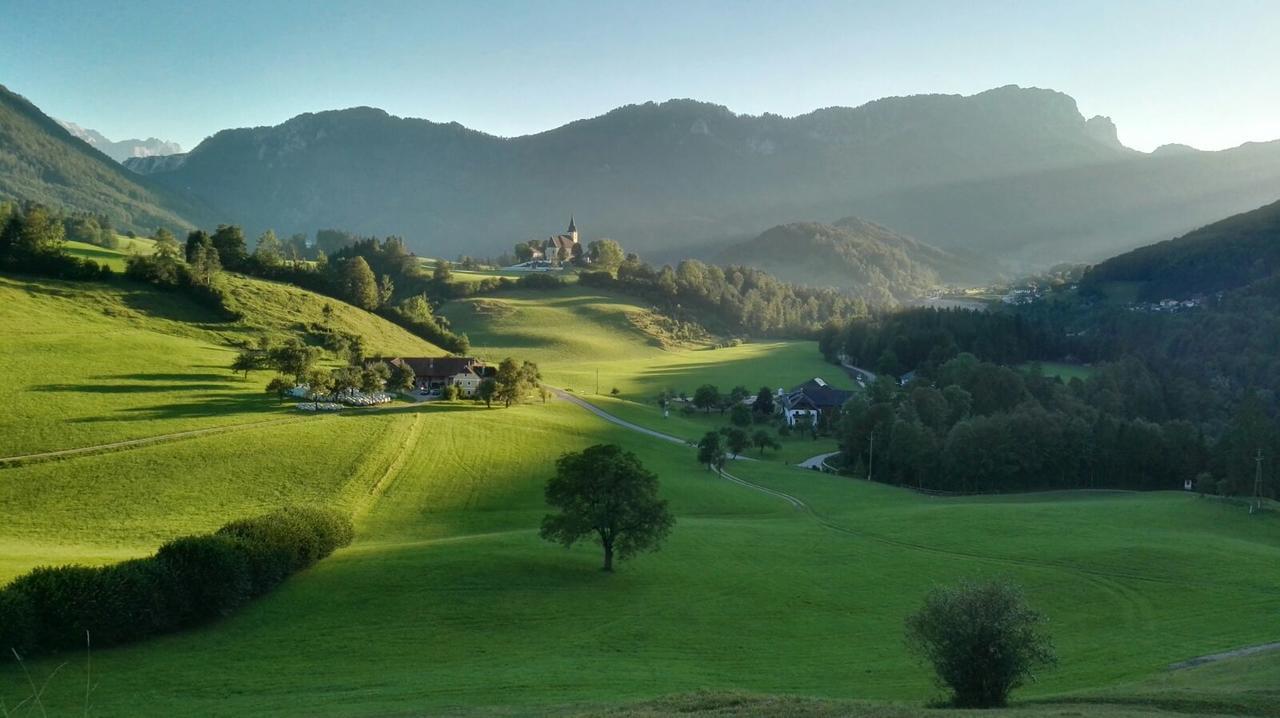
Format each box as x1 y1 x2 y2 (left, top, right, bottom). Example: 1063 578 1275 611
377 356 495 397
780 378 855 426
529 216 581 262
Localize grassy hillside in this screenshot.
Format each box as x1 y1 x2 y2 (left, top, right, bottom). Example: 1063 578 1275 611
0 271 439 456
0 84 202 233
2 274 1278 716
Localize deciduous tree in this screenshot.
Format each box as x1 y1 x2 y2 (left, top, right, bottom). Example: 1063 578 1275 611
540 444 674 572
906 579 1056 708
697 431 726 473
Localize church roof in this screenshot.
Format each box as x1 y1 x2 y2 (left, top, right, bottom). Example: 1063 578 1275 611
546 234 577 250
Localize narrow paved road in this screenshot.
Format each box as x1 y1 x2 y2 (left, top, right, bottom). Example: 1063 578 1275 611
797 451 840 469
550 388 690 446
841 361 876 384
550 387 801 507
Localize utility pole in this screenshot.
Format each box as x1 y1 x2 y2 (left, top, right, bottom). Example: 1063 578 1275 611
867 432 875 481
1253 449 1264 513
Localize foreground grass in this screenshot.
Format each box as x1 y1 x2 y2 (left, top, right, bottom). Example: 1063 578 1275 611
2 276 1278 716
4 399 1277 716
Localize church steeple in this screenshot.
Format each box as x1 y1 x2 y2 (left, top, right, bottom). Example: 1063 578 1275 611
567 215 578 243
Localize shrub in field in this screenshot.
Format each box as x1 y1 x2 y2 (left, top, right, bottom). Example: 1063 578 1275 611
155 535 254 625
905 579 1056 708
0 507 352 658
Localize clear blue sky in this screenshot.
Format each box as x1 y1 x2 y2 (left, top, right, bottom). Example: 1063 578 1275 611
4 0 1278 152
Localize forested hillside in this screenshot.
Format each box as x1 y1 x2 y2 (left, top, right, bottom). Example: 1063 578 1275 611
1082 197 1280 299
0 84 203 233
722 217 991 299
128 85 1280 265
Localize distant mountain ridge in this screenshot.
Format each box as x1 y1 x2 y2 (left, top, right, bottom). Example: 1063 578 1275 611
1083 197 1280 300
720 217 990 302
0 84 203 232
57 120 182 163
124 84 1280 269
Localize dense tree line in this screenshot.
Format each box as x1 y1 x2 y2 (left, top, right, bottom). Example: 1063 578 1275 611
169 227 472 353
579 257 869 338
0 507 352 657
835 352 1276 496
0 201 113 280
818 307 1064 376
1080 197 1280 301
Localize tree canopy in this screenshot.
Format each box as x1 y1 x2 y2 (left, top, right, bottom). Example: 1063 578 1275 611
539 444 675 572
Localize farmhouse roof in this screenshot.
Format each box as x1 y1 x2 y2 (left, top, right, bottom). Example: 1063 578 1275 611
391 356 484 378
786 377 854 410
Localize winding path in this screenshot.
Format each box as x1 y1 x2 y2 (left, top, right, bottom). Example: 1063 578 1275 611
550 388 689 446
0 414 324 468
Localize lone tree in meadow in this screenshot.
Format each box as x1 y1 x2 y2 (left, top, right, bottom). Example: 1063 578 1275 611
540 444 675 572
905 579 1056 708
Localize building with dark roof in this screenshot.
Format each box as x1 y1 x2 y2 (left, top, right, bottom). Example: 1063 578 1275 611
780 377 856 427
374 356 494 397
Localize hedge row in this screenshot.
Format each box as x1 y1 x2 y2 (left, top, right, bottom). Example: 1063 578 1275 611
0 506 352 657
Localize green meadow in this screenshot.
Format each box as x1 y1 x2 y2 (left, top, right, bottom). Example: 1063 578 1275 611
2 272 1278 716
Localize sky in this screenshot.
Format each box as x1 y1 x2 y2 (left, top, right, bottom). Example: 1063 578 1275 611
3 0 1279 153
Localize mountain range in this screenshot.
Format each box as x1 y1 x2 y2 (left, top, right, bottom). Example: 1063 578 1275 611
56 120 182 163
122 85 1280 270
5 82 1280 281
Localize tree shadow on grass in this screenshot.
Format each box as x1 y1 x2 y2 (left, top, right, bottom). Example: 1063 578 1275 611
92 372 240 383
118 287 238 325
66 394 279 422
33 382 237 394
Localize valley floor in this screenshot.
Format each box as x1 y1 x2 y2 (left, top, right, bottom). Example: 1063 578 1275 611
2 278 1278 717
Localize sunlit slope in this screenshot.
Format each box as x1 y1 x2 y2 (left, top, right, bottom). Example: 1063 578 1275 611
443 286 849 387
3 276 1278 717
5 398 1278 716
441 286 855 455
0 273 438 456
0 411 411 581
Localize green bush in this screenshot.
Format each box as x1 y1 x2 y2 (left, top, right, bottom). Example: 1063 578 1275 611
0 584 37 654
155 534 254 624
905 579 1056 708
0 506 352 658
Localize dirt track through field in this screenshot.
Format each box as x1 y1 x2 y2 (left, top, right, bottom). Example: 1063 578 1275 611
0 414 325 467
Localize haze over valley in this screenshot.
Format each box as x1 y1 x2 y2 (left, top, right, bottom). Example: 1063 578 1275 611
2 3 1279 716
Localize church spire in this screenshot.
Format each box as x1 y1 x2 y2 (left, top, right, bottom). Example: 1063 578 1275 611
568 215 577 233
